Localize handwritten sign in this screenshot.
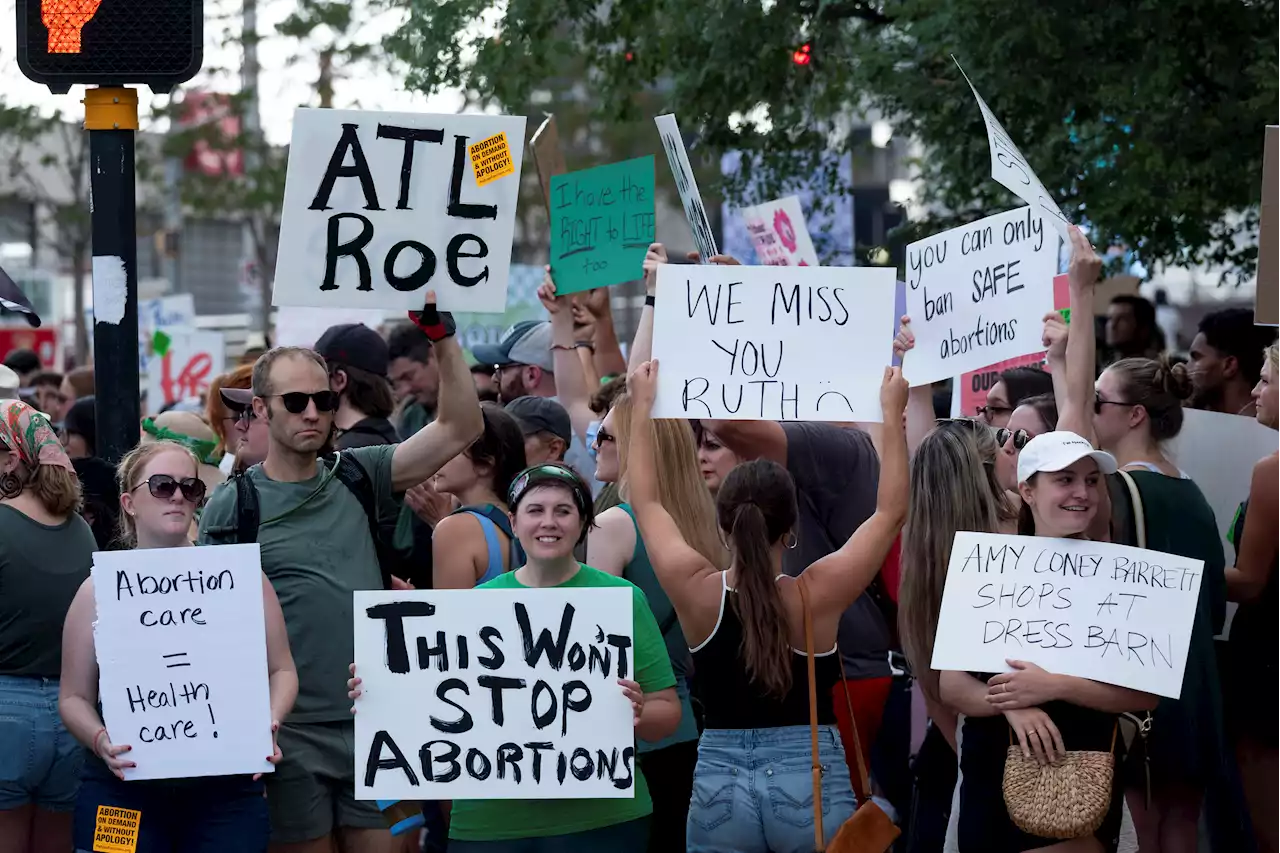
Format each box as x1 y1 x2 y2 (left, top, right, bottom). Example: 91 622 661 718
145 330 226 414
650 264 897 422
955 60 1071 242
353 588 635 800
91 545 274 780
740 196 819 266
654 114 719 261
903 207 1056 386
274 109 527 313
549 157 656 295
932 532 1204 698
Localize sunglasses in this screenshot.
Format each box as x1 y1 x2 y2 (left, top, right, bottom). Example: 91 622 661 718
996 427 1032 450
1093 391 1136 416
268 391 338 414
593 428 616 448
975 404 1013 423
133 474 206 504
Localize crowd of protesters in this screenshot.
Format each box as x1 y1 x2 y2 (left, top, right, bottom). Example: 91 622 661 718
0 225 1274 853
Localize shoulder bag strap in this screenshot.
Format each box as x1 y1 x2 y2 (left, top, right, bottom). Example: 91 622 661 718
834 648 872 801
1117 470 1147 549
797 576 825 852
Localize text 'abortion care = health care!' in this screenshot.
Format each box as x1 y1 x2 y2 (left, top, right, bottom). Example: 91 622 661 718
91 544 275 781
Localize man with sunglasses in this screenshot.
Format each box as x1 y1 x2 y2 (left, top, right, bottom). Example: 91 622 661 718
198 297 482 853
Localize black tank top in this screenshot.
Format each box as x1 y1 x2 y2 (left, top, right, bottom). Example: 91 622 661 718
691 572 840 729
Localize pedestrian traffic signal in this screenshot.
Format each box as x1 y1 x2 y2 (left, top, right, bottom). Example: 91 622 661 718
15 0 202 94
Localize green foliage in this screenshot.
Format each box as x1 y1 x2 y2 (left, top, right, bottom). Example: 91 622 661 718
383 0 1278 281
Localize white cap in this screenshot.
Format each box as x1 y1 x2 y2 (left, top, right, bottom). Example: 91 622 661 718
1017 431 1118 485
0 364 18 399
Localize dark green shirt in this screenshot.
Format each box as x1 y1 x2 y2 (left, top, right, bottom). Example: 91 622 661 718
0 505 96 677
197 445 398 722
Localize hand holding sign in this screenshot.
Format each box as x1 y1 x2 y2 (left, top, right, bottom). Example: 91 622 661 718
1067 226 1103 292
1042 312 1068 362
892 315 915 364
627 359 659 409
93 729 136 780
881 366 910 422
642 243 668 296
986 660 1061 710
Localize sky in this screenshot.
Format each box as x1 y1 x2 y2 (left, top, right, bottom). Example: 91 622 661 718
0 0 465 144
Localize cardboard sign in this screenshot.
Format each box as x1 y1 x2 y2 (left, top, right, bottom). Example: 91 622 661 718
549 157 655 295
740 196 819 266
145 330 226 413
903 207 1057 386
932 532 1204 698
956 60 1071 242
529 115 567 211
1257 126 1278 326
274 109 527 313
353 588 635 800
654 114 719 261
650 264 897 422
91 545 274 781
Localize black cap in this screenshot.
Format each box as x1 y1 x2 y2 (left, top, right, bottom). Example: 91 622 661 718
219 387 254 411
314 324 389 376
505 396 572 445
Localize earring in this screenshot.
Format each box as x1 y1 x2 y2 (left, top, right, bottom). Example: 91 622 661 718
0 471 21 500
784 531 798 550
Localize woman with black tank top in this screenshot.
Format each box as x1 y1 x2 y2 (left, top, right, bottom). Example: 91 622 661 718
625 361 909 853
59 440 297 852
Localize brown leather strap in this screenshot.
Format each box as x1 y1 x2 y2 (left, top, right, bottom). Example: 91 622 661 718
797 576 825 852
835 649 872 797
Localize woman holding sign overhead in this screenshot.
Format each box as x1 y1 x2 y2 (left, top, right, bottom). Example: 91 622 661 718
59 440 298 853
624 360 909 853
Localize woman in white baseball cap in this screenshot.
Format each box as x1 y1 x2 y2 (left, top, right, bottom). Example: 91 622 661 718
1013 431 1118 537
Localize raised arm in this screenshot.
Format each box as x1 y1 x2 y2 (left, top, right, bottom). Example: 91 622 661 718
1227 453 1279 602
799 367 909 615
1056 227 1103 440
540 271 595 441
391 294 483 492
580 288 628 379
628 243 666 372
893 315 941 455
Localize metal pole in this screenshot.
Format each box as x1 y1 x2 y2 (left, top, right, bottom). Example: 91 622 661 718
84 87 140 465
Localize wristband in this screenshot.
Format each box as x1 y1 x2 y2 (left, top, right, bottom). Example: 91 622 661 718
407 303 456 342
92 727 109 754
644 294 656 307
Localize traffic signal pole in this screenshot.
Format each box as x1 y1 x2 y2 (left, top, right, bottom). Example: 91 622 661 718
84 87 140 465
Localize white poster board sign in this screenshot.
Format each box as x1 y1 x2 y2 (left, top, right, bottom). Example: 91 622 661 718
654 114 719 262
932 532 1204 698
138 294 196 374
903 207 1056 386
354 588 635 800
91 545 274 780
274 109 527 313
146 330 226 412
650 264 896 422
740 196 819 266
955 60 1072 242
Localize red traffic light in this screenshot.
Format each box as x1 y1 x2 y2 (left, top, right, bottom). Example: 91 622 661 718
792 43 811 66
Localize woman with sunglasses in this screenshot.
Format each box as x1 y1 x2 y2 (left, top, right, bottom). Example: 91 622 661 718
59 440 298 853
1053 226 1249 853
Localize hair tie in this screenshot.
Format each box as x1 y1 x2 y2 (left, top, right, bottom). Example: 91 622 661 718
141 418 223 466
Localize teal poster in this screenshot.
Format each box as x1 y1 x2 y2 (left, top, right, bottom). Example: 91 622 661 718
549 156 655 295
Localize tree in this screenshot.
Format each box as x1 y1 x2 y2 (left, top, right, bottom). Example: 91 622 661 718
383 0 1279 282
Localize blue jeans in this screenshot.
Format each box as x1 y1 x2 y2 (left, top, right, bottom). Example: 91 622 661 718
687 725 857 853
0 675 83 811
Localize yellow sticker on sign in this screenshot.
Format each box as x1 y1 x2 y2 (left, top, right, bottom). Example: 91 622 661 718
469 132 515 187
93 805 141 853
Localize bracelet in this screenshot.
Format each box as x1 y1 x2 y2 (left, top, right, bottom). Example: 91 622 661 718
92 727 108 753
644 294 656 307
550 344 576 352
573 342 596 353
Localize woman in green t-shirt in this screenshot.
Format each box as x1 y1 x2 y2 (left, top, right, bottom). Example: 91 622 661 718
350 463 680 852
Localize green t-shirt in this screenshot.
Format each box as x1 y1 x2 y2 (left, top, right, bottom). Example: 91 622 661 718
197 445 398 722
448 564 677 842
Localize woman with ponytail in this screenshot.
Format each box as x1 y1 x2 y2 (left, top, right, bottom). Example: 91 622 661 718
625 361 909 853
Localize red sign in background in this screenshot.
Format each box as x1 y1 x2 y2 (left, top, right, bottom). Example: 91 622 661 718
0 327 58 370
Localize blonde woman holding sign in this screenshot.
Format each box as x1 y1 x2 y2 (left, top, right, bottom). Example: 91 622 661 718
59 440 297 853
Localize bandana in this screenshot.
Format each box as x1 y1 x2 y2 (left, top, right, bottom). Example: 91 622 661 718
0 399 74 472
141 417 224 466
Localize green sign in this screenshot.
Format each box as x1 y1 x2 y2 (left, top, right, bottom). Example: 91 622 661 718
549 156 655 295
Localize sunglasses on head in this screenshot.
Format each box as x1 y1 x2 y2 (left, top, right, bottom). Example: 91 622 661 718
133 474 206 503
268 391 338 414
996 427 1032 450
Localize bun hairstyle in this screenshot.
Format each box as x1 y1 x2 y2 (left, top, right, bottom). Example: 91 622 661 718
715 459 798 698
1106 356 1192 442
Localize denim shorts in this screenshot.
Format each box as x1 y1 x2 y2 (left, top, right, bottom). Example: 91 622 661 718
0 674 84 811
687 725 857 853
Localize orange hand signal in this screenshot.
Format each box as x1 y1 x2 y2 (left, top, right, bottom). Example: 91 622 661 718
42 0 103 54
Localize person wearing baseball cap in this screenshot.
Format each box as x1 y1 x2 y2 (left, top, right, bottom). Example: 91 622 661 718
314 324 399 450
1015 431 1117 536
471 320 557 405
505 396 573 465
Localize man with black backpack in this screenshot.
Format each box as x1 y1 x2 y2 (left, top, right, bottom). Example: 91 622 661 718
198 298 481 853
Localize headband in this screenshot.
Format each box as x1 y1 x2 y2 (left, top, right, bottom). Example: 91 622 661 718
507 463 592 518
141 418 223 466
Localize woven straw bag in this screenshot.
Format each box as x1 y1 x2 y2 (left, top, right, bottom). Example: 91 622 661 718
1001 723 1117 839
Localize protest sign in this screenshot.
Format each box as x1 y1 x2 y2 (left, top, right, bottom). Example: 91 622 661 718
654 114 719 262
529 115 567 211
955 59 1072 242
650 264 897 422
932 532 1204 698
469 132 515 188
903 207 1056 387
90 545 274 780
549 157 656 295
274 109 527 314
1257 126 1278 326
740 196 819 266
145 330 226 413
353 588 635 800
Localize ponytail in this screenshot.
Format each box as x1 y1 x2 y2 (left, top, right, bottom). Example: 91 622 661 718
729 502 793 698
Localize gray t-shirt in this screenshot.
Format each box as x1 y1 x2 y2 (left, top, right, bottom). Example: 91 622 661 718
198 445 398 722
781 422 891 679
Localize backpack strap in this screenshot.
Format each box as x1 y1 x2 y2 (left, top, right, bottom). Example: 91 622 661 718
458 510 506 585
234 467 260 544
467 504 526 569
1116 469 1147 550
328 451 393 590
